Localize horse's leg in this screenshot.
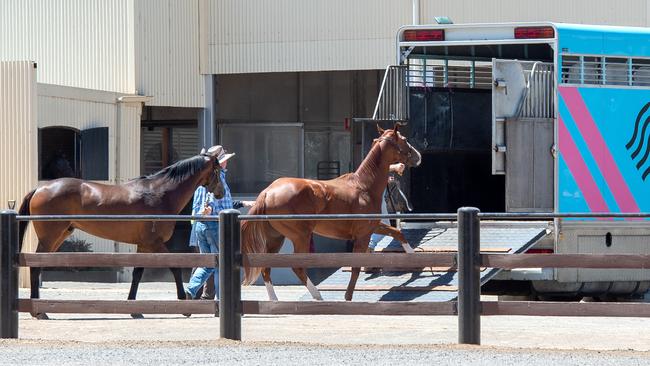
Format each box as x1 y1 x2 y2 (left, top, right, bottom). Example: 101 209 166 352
285 234 322 301
31 223 73 320
345 236 371 301
261 268 278 301
170 268 187 299
259 234 285 301
373 222 414 253
29 267 46 319
128 267 145 319
292 267 322 301
169 266 193 318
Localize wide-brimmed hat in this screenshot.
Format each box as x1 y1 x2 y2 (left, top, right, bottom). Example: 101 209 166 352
201 145 236 164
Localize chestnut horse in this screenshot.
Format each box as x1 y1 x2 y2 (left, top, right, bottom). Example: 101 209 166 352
241 124 422 301
18 147 226 319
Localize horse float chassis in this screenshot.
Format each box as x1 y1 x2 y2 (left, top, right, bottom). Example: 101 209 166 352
365 22 650 299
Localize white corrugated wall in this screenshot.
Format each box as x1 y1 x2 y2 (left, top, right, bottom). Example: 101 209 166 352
204 0 412 74
0 62 37 212
0 0 135 93
204 0 650 74
117 103 143 182
0 61 38 286
420 0 649 26
4 1 650 99
135 0 205 107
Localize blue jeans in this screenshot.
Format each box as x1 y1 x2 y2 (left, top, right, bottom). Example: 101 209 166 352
368 233 385 251
187 222 219 299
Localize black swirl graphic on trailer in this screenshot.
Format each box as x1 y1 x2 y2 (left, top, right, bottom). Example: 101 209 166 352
626 102 650 180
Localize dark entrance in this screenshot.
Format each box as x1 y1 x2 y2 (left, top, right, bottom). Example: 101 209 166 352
407 88 504 213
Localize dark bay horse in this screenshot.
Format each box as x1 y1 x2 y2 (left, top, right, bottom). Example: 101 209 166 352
241 124 422 301
18 147 226 319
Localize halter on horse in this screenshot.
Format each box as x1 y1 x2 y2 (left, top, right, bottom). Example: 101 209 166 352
18 146 226 319
241 124 421 301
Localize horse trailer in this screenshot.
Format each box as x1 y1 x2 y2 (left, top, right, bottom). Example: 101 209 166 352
366 22 650 298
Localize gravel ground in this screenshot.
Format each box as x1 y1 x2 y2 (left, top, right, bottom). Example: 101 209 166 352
5 281 650 365
1 340 650 366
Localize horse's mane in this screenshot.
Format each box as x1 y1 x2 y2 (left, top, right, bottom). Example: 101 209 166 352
136 155 208 183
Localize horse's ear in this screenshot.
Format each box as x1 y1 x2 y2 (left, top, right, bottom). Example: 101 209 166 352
393 122 402 133
376 124 385 135
200 148 206 155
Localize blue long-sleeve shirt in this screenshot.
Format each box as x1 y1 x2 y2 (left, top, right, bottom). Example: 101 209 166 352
189 169 242 247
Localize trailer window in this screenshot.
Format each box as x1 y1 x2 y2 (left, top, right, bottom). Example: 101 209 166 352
406 58 492 89
582 56 602 85
605 58 628 85
562 54 650 88
632 59 650 86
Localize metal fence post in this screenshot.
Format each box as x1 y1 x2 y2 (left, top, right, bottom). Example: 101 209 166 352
0 210 19 338
457 206 480 345
219 209 241 340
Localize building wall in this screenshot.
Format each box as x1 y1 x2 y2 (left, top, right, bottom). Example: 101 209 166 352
117 102 143 182
0 0 135 93
0 61 38 211
419 0 650 26
0 0 204 108
5 1 650 104
0 61 38 262
1 61 38 287
205 0 650 74
203 0 412 74
135 0 205 107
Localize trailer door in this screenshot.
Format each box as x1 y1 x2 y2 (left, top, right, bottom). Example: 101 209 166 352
492 59 555 212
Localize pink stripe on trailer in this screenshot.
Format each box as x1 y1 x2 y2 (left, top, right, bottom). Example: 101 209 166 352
558 117 610 212
559 87 640 213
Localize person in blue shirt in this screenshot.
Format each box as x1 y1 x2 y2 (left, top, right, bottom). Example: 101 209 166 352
185 146 253 301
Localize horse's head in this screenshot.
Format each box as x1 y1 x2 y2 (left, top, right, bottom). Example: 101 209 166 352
200 146 226 199
375 123 422 168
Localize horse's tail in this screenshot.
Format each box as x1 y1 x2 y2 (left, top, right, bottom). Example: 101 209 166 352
240 192 271 285
18 189 36 252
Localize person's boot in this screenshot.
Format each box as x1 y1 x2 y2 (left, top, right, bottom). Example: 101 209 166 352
200 273 216 300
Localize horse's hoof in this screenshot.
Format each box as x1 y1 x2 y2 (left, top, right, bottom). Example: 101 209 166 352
32 312 49 320
130 313 145 319
183 313 192 318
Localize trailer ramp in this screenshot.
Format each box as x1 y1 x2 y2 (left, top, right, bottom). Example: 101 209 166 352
300 221 551 301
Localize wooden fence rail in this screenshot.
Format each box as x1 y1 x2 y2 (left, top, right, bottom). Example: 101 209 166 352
16 298 650 317
19 253 216 268
18 252 650 269
5 208 650 345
